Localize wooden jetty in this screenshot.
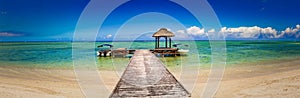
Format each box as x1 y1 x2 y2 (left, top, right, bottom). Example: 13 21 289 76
151 48 179 57
110 50 191 98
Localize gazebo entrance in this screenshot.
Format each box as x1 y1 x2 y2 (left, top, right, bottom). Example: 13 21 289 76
154 36 172 49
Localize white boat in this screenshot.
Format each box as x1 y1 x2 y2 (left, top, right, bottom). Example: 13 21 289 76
97 50 111 57
178 49 189 55
106 51 111 56
97 51 100 56
173 44 189 56
97 44 113 57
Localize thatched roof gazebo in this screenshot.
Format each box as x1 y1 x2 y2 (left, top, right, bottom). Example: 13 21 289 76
152 28 175 49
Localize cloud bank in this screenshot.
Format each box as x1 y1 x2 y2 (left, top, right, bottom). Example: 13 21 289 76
278 25 300 39
177 24 300 39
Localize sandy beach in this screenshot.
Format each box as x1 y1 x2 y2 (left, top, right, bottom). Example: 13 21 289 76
0 59 300 98
2 0 300 97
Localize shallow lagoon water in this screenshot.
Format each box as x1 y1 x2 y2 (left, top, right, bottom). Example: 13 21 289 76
0 41 300 69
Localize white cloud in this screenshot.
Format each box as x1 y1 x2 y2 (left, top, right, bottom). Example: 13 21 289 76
186 26 206 37
175 25 300 39
174 26 208 39
216 26 277 39
278 24 300 39
105 34 112 39
183 26 278 39
0 32 23 37
284 28 292 33
174 30 191 39
208 29 215 33
220 26 277 39
177 30 185 34
166 28 172 31
260 27 278 38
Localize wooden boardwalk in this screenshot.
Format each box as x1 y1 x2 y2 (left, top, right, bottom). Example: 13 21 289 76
110 50 191 98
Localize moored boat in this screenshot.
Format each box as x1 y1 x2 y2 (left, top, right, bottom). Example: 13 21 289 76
97 44 113 57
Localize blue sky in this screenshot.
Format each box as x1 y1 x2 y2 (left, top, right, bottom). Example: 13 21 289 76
0 0 300 41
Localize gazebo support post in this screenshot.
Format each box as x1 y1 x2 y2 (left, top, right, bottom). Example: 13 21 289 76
158 37 160 48
165 37 168 48
169 38 171 48
155 37 157 49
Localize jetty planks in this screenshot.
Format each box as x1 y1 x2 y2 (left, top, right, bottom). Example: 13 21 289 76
110 50 190 98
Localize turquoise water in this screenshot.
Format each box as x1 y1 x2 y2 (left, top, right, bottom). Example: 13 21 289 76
0 41 300 69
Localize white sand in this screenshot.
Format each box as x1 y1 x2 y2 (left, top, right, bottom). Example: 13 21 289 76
0 59 299 98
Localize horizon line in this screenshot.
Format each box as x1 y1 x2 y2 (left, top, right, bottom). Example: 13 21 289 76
0 39 299 42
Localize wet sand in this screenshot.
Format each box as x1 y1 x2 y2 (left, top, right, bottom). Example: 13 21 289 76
0 59 300 98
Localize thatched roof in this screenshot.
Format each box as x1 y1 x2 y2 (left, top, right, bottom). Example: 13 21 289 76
152 28 175 37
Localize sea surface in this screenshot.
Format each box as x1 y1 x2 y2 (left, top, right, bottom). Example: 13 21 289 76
0 41 300 69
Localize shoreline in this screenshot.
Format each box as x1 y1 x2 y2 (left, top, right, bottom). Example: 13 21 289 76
0 58 300 97
2 56 300 70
